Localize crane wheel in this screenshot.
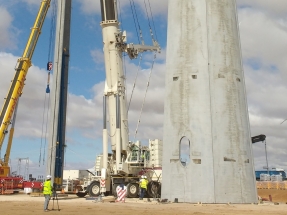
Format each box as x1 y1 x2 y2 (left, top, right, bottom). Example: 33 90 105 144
127 183 139 198
88 181 100 197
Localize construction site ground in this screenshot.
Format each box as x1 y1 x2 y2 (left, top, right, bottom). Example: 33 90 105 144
0 189 287 215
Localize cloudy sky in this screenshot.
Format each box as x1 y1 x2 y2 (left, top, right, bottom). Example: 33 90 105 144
0 0 287 178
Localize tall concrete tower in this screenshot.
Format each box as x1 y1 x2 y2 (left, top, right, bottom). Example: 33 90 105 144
162 0 257 203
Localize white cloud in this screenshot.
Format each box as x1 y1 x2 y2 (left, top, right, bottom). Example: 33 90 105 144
77 0 167 17
236 2 287 170
238 9 287 74
136 0 168 17
237 0 287 17
0 7 17 50
91 48 104 64
0 52 102 141
21 0 41 6
76 0 100 14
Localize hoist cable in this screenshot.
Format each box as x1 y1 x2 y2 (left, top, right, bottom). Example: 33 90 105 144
47 0 57 62
144 1 152 31
118 0 124 31
127 54 143 112
43 93 50 165
129 0 140 44
144 0 156 42
41 0 56 166
122 52 128 109
131 0 144 43
148 0 158 41
131 0 141 32
132 0 144 45
133 53 156 142
39 93 48 167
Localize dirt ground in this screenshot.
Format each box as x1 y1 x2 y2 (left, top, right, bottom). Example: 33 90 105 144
0 189 287 215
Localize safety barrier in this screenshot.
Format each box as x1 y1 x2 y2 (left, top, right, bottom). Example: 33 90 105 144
256 181 287 190
116 185 127 202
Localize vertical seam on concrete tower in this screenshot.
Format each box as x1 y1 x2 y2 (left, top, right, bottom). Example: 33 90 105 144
233 0 257 202
232 0 243 202
205 0 216 203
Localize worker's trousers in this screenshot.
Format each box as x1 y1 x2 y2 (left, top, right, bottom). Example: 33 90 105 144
140 188 146 199
44 194 50 210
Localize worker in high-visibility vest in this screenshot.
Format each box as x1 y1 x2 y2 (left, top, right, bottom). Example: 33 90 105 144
139 175 148 200
43 175 53 212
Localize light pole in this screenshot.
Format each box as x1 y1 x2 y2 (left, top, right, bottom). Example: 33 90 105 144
252 134 268 174
264 139 269 175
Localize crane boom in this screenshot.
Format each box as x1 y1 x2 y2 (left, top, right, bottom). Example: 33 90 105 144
0 0 51 171
101 0 160 174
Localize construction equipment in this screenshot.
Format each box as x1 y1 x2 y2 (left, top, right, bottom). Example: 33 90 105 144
77 0 162 198
46 0 71 191
0 0 51 177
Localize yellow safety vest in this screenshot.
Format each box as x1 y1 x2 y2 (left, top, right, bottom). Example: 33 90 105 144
43 180 53 195
140 179 148 189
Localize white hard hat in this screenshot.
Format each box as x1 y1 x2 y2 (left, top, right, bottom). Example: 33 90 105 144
141 175 144 179
144 176 147 179
46 175 52 179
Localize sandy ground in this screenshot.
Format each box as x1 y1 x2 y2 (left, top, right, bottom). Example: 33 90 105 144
0 190 287 215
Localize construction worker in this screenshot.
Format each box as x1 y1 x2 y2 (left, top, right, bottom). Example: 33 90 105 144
141 152 145 162
43 175 53 212
139 175 148 200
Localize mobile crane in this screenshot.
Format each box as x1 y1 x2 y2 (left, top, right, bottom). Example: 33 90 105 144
78 0 163 198
0 0 51 177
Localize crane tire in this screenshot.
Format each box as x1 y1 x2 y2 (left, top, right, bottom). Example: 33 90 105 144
88 181 100 197
127 183 139 198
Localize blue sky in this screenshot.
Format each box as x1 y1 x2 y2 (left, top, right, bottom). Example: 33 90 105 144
1 0 287 178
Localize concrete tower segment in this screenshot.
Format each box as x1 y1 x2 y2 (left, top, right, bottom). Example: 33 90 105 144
162 0 257 203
